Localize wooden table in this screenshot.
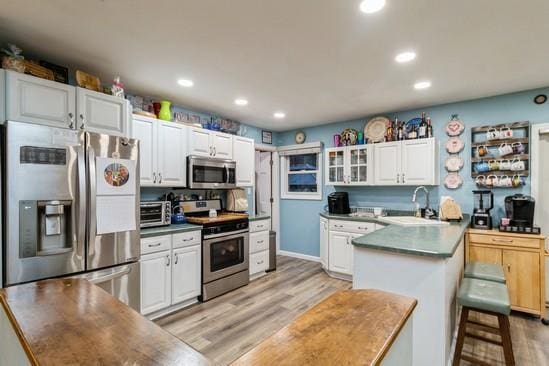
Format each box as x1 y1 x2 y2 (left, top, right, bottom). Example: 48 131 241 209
0 279 211 366
231 289 417 366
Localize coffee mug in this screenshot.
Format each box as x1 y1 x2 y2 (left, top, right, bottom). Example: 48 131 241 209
485 174 497 187
512 142 525 154
475 175 486 187
475 161 490 173
488 160 499 171
486 128 500 140
510 158 525 171
477 145 488 157
498 143 513 157
499 159 511 170
499 175 512 187
500 127 513 139
512 175 522 188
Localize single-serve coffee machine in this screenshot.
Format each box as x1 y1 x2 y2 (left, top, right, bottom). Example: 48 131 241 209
504 194 535 227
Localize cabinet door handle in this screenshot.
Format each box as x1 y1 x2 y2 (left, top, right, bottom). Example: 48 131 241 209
213 147 217 156
68 112 74 128
79 114 85 129
166 255 170 266
153 172 157 184
148 243 161 247
159 173 162 184
174 253 178 265
396 174 400 183
402 173 405 184
507 264 511 272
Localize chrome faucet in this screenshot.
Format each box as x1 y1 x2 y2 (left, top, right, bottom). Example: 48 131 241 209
412 186 436 219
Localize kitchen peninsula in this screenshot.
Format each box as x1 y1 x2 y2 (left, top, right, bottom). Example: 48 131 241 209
350 217 469 366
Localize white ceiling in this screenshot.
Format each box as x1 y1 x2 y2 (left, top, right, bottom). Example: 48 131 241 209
1 1 549 131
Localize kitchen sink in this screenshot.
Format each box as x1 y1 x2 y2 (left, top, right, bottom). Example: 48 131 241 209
378 216 450 226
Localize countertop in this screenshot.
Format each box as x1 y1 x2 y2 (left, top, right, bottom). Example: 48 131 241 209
320 212 469 258
0 278 210 365
141 223 202 238
248 214 270 222
231 289 417 366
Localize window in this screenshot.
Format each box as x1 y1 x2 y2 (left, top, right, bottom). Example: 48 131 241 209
280 144 323 200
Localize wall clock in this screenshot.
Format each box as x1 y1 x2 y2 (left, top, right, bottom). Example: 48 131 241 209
534 94 547 105
295 131 306 144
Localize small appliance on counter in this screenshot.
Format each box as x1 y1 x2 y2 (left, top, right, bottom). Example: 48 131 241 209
471 190 493 230
500 194 540 234
227 188 248 212
140 201 171 228
328 192 350 214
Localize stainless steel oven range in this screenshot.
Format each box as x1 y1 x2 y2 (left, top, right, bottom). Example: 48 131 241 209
183 199 249 301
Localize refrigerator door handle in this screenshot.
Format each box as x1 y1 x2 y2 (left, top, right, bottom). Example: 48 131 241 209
76 145 86 259
87 266 132 284
87 141 97 257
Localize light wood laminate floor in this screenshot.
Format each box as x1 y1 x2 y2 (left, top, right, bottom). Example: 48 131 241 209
156 256 549 366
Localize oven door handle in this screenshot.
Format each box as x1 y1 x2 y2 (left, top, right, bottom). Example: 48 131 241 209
203 229 249 240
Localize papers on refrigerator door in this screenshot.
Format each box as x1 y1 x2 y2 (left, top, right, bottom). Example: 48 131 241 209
96 157 137 196
96 195 136 235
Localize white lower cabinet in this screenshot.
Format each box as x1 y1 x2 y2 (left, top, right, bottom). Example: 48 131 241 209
321 217 379 279
249 219 270 277
140 230 202 316
250 250 269 275
171 245 201 304
141 250 171 315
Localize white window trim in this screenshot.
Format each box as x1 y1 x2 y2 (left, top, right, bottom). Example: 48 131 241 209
280 150 323 200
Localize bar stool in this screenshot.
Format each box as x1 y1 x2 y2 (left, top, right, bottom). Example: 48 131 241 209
464 261 506 283
453 278 514 366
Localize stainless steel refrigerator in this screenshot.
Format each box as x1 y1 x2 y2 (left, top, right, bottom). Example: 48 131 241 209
3 121 140 309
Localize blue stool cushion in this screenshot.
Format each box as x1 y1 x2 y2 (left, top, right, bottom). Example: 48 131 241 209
458 278 511 315
464 262 506 284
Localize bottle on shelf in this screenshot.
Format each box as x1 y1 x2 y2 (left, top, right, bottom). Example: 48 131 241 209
386 120 395 142
418 112 427 139
397 121 404 141
408 125 418 139
426 117 433 138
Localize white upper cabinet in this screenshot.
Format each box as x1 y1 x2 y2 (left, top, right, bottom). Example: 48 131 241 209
211 132 233 159
0 69 5 123
188 127 233 159
401 139 437 185
171 245 201 305
157 121 186 186
233 136 255 186
374 141 402 185
374 138 438 186
6 70 76 128
131 115 157 186
76 87 128 136
325 145 373 186
188 127 211 157
131 114 186 187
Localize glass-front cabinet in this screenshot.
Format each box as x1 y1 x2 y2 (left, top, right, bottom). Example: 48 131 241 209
325 145 373 186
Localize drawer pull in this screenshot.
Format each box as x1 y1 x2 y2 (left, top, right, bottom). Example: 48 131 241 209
257 240 264 244
183 237 195 242
257 260 264 265
358 227 368 230
334 225 344 228
148 243 161 247
257 225 264 228
492 238 514 243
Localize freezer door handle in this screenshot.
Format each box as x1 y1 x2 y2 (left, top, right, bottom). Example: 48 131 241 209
87 266 132 284
87 140 97 257
76 145 86 259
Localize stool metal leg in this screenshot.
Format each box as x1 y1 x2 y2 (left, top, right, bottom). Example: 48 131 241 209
498 314 515 366
452 307 469 366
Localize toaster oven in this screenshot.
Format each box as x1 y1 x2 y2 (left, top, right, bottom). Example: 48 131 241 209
140 201 171 228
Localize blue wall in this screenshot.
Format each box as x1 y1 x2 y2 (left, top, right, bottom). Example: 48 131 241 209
277 87 549 257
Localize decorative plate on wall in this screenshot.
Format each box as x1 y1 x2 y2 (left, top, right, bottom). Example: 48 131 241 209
445 155 464 172
445 114 465 136
444 173 463 189
405 118 422 136
446 137 465 153
364 116 389 143
340 128 359 146
295 130 306 144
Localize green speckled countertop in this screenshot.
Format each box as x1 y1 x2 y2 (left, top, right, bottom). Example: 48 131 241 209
248 214 271 222
320 212 469 258
140 224 202 238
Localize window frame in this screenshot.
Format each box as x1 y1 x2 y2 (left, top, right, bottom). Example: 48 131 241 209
281 150 323 200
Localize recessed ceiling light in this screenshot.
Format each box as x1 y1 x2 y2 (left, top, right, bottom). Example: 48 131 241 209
274 112 286 119
414 81 431 90
360 0 385 14
234 98 248 106
177 79 194 87
395 51 416 63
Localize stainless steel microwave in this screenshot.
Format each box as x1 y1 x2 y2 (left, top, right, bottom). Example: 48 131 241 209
187 156 236 189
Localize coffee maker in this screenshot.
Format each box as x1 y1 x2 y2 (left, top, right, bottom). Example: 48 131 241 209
328 192 350 214
505 194 535 227
471 190 493 230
